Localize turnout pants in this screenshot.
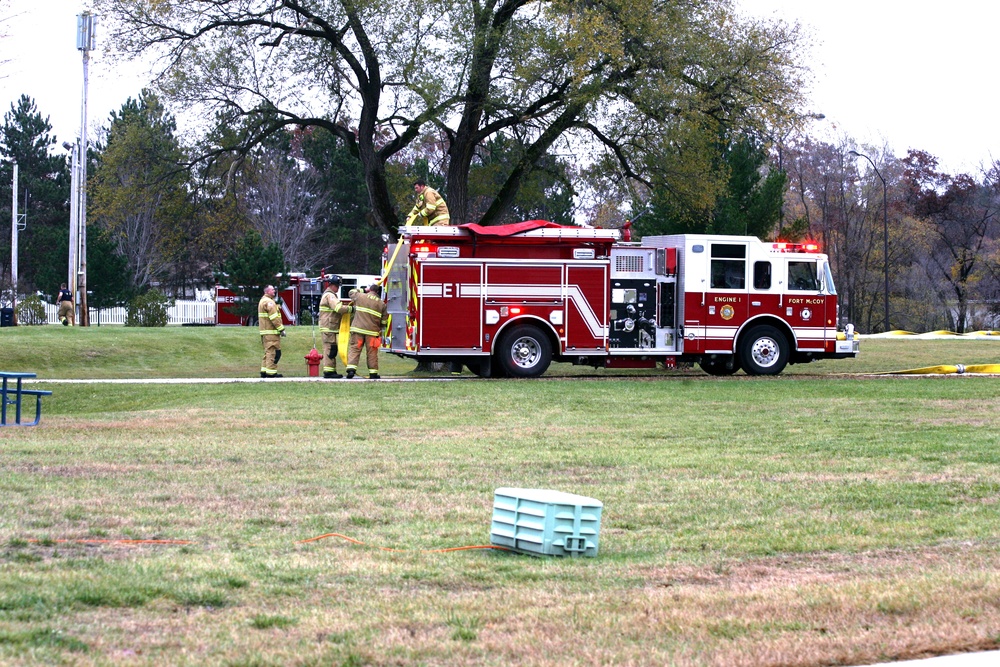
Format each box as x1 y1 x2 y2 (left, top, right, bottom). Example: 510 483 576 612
261 334 281 375
321 331 339 374
58 301 75 326
346 333 380 375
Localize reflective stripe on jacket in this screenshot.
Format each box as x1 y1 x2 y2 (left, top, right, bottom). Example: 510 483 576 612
258 295 285 335
348 289 388 337
318 287 349 333
406 186 450 226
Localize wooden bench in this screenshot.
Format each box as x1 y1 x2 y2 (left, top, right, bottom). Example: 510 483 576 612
1 372 53 427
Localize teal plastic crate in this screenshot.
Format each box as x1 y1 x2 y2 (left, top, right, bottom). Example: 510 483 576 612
490 488 603 557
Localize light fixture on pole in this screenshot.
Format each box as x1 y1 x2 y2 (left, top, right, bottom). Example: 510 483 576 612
75 12 97 327
848 150 890 333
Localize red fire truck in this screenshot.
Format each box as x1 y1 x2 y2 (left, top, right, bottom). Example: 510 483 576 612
381 221 859 377
215 273 378 325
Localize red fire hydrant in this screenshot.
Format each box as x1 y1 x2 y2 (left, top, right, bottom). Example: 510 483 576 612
304 347 323 377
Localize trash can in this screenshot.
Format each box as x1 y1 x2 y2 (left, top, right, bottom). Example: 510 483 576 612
0 308 13 327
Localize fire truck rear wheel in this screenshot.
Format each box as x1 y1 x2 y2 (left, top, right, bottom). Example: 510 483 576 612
497 324 552 378
739 325 789 375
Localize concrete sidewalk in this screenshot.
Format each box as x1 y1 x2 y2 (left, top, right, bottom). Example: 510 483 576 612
869 650 998 666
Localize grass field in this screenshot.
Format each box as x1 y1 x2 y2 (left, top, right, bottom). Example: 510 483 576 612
1 327 999 666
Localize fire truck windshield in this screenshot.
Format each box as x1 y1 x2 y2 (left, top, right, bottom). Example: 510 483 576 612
822 261 837 295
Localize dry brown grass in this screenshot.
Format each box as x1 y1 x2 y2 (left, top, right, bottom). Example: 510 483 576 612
3 375 999 665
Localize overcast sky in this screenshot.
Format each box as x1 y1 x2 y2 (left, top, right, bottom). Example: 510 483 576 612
2 0 998 175
740 0 1000 174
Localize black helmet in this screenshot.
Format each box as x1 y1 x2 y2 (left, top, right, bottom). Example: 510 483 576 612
325 274 342 286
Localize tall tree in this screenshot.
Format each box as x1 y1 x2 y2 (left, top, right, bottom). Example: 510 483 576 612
89 91 190 292
901 150 999 333
236 145 329 272
638 133 785 238
0 95 70 297
299 126 383 274
97 0 806 232
467 132 576 225
86 230 132 309
217 230 287 322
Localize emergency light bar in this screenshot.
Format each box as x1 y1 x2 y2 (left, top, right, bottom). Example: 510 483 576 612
771 241 821 253
412 242 436 258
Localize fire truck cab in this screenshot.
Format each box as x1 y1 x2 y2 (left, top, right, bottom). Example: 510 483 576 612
382 222 859 377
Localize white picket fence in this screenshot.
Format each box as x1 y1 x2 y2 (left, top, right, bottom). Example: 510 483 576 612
42 300 217 326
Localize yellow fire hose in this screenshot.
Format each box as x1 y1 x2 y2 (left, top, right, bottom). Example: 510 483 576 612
338 313 351 366
377 237 404 286
880 364 1000 375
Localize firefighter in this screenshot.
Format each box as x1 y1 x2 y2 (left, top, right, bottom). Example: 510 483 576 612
318 275 353 378
258 284 286 378
56 283 75 326
345 284 388 379
405 179 450 226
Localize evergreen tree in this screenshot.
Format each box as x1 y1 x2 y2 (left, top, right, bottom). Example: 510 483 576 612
639 134 786 239
468 133 576 225
86 231 131 310
299 126 382 274
89 90 191 293
216 230 287 323
0 95 70 296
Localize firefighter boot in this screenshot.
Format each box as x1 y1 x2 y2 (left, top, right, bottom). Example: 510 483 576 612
369 372 380 380
324 371 343 379
346 369 356 379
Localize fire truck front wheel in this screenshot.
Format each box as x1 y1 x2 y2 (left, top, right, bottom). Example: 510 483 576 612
497 324 552 378
739 325 789 376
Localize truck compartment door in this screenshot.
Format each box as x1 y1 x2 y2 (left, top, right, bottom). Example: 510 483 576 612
418 264 483 349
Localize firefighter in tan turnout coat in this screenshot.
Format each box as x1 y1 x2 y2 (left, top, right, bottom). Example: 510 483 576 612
346 284 388 379
318 275 352 378
258 285 286 378
405 179 450 226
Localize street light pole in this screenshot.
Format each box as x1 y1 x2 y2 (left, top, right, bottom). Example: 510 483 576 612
848 150 890 333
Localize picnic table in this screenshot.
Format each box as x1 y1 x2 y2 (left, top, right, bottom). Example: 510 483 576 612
1 371 52 427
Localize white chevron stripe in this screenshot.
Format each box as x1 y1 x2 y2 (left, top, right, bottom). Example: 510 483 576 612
419 282 607 339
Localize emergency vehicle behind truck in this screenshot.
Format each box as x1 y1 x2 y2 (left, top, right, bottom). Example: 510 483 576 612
381 221 859 377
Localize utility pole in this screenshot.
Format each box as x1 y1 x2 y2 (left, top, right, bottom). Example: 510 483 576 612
66 139 80 321
75 12 97 326
10 163 25 324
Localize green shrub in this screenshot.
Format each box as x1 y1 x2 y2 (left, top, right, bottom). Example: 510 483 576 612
126 290 171 327
16 294 48 325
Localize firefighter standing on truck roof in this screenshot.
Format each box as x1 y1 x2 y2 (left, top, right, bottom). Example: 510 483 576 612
258 284 286 378
346 284 388 380
318 275 353 379
405 179 450 226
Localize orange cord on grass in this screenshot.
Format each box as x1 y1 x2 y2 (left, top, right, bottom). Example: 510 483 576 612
297 532 512 553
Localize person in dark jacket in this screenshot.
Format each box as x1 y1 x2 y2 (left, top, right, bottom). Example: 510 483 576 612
57 283 75 326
